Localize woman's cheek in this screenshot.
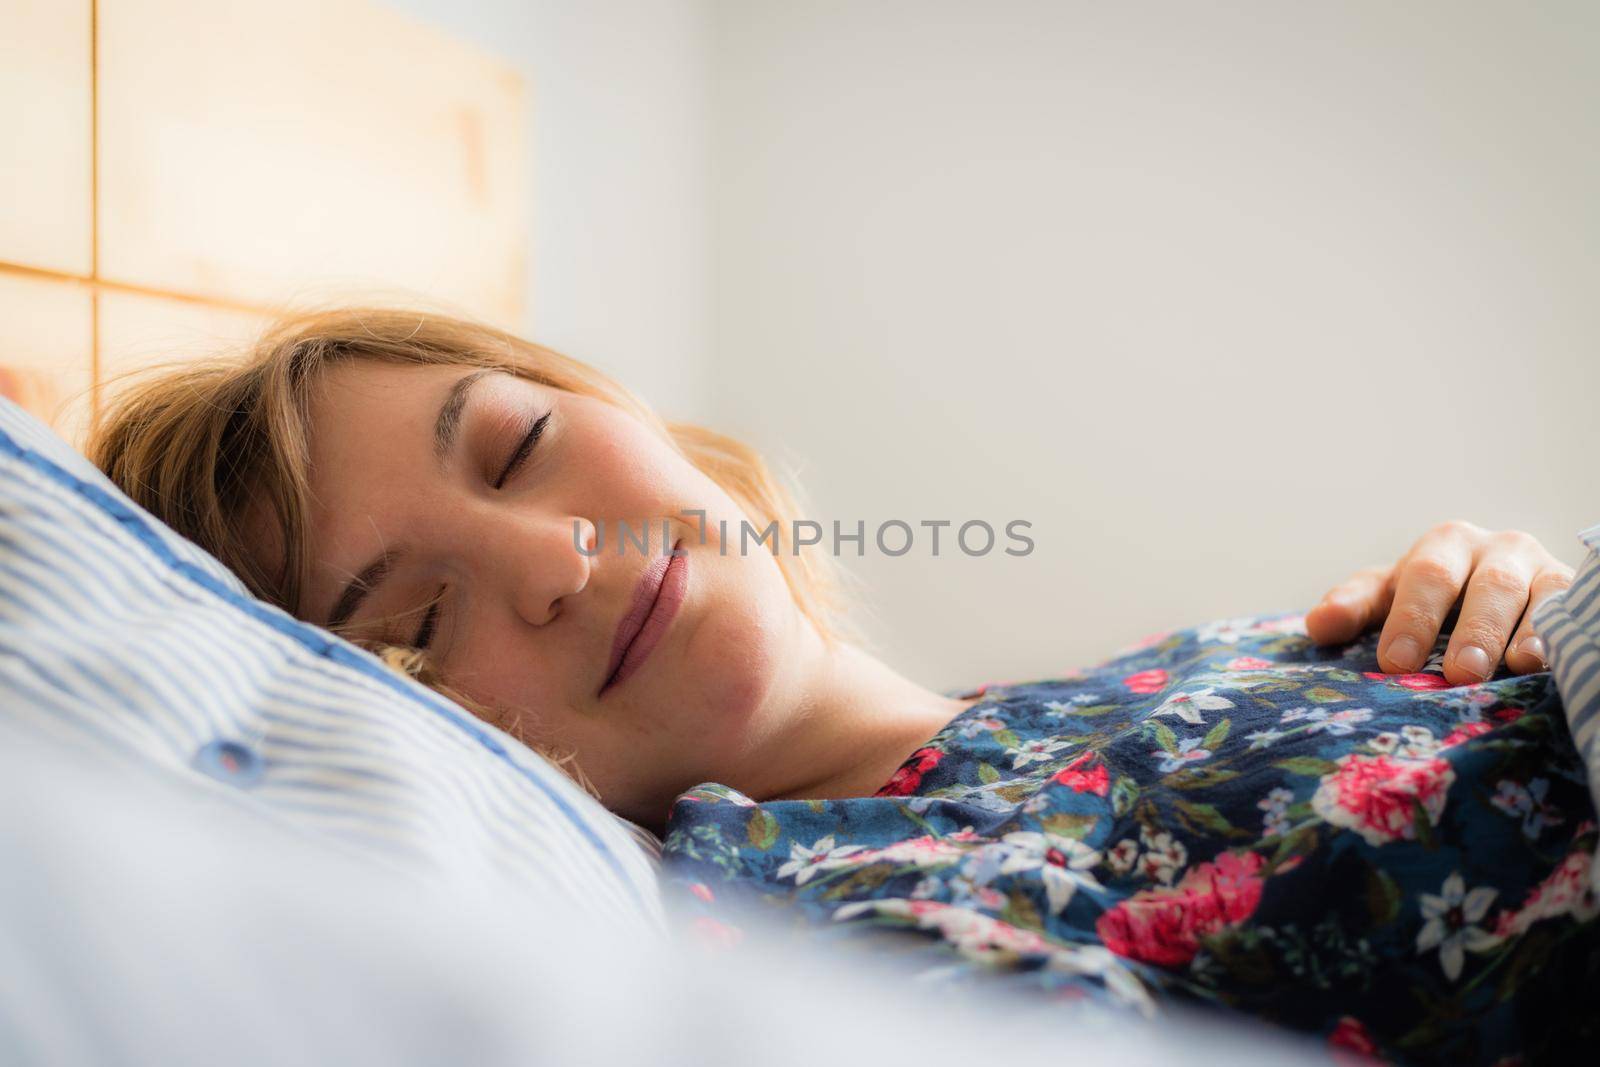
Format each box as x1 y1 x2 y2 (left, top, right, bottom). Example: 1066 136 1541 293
687 561 794 753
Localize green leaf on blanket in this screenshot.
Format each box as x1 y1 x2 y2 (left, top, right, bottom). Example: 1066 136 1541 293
1364 866 1402 926
1168 767 1241 790
1152 721 1179 755
745 809 780 851
1001 890 1043 931
1303 686 1349 704
1202 717 1232 751
995 782 1035 804
1243 678 1303 694
818 865 893 901
1174 799 1238 837
1394 1016 1448 1052
1268 824 1318 870
1198 927 1277 986
992 729 1021 749
1496 928 1555 1002
977 761 1000 785
1041 812 1097 840
1260 636 1312 656
1068 704 1118 717
1112 776 1140 816
1274 756 1339 777
1411 797 1439 850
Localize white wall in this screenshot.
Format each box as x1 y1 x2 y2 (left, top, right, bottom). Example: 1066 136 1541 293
382 0 714 421
711 0 1600 690
389 1 1598 694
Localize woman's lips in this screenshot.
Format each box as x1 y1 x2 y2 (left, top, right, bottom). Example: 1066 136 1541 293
599 539 688 697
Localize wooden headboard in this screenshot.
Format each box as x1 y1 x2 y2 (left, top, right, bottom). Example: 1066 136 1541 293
1 0 527 446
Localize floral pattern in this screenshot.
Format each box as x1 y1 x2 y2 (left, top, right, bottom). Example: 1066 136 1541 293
661 612 1600 1065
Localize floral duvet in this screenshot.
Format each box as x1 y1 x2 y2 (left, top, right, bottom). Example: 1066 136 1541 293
661 613 1599 1065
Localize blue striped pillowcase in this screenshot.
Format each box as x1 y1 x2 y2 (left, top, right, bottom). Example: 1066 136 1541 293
0 398 661 932
1531 522 1600 887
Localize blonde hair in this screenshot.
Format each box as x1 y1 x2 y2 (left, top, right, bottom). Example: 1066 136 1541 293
87 307 855 793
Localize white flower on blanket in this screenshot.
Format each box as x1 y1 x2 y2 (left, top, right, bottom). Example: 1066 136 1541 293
1008 736 1077 769
828 898 1156 1015
1105 826 1188 885
834 898 1047 959
1257 787 1295 838
1153 737 1212 774
1042 693 1103 716
995 831 1103 914
1416 871 1500 981
1490 778 1565 840
849 831 987 870
775 834 866 885
1244 727 1286 750
1137 827 1188 885
1196 617 1255 644
1148 686 1235 725
1279 706 1374 736
955 715 1005 739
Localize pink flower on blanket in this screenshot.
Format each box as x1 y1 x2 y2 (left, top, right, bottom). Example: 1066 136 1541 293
1123 669 1169 694
1396 673 1452 690
1052 751 1110 796
1311 753 1455 847
1327 1016 1383 1064
1095 850 1266 968
1492 840 1600 938
1361 671 1452 690
875 746 944 797
1440 721 1492 748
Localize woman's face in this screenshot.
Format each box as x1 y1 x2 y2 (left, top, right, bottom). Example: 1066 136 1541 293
287 359 812 825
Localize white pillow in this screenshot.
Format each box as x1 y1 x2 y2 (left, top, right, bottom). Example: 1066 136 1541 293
0 397 660 931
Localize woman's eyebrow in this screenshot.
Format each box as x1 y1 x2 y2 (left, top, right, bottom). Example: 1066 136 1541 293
326 368 493 629
433 369 496 464
327 548 402 629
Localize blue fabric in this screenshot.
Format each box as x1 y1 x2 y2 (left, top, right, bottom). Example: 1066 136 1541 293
662 612 1600 1065
1534 523 1600 895
0 397 661 931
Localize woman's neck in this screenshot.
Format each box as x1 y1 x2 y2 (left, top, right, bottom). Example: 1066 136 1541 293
751 623 978 802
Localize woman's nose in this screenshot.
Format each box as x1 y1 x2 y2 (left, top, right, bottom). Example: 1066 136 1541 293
484 513 596 626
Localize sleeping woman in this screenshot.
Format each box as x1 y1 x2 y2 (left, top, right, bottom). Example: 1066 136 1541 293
88 308 1598 1064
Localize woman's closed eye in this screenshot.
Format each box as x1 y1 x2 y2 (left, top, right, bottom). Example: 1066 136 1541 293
412 586 447 650
408 409 550 650
494 411 551 489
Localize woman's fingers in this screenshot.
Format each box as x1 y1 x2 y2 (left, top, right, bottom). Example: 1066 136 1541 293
1505 567 1575 674
1441 534 1539 684
1311 520 1571 680
1306 564 1394 645
1376 523 1478 674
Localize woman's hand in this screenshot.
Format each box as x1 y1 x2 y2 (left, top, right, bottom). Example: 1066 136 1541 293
1305 520 1573 685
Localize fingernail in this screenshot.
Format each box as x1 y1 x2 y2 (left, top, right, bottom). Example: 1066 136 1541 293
1385 635 1422 672
1455 644 1492 680
1514 635 1548 668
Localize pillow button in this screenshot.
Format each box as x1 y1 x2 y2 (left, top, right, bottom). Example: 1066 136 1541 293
193 740 264 787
